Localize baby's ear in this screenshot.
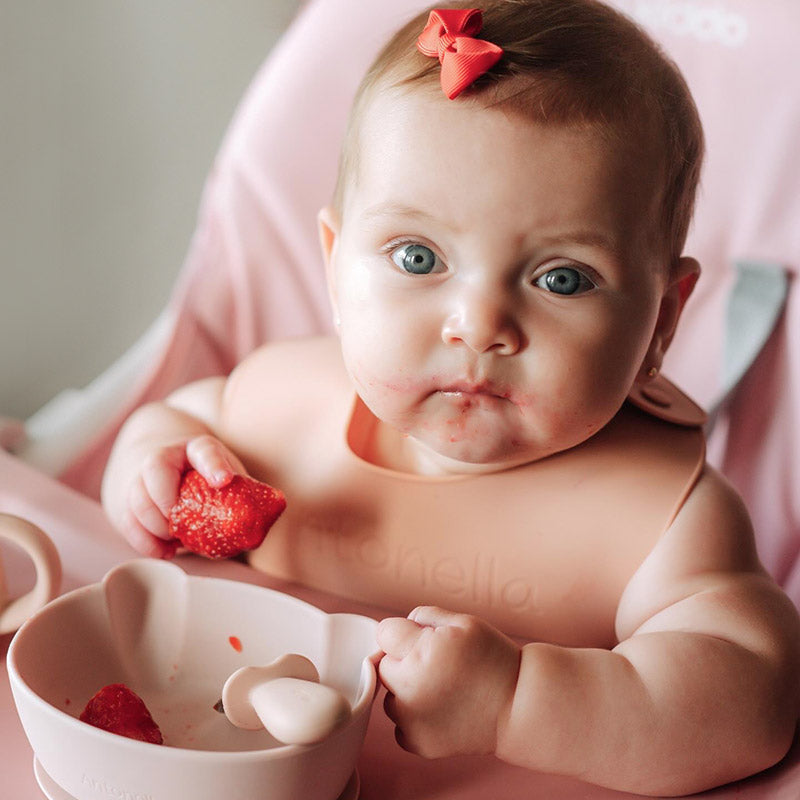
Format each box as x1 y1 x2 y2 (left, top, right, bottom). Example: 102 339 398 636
317 206 342 328
640 257 701 380
317 206 340 267
675 256 701 309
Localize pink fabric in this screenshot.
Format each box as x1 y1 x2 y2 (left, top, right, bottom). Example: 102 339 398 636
58 0 800 605
611 0 800 597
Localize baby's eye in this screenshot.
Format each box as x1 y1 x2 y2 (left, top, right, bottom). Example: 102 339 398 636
391 244 441 275
534 266 595 295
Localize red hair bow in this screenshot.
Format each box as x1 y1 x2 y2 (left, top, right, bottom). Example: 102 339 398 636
417 9 503 100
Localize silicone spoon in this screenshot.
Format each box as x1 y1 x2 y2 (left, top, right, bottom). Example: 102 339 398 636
218 653 351 745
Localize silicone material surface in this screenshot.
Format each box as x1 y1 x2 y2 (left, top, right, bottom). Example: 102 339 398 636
33 757 361 800
0 514 61 634
221 654 321 730
219 652 354 743
238 677 352 745
9 560 378 800
248 378 705 644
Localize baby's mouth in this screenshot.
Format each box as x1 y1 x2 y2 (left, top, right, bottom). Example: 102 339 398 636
436 381 513 403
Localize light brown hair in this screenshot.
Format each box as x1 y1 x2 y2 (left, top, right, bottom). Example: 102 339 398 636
332 0 704 264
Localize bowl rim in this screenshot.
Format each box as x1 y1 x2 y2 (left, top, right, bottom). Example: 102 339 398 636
8 561 380 760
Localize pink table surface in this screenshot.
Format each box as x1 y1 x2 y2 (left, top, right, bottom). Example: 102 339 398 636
2 447 799 799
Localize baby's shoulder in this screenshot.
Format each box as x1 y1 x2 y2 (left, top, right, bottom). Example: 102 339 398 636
669 464 757 564
227 335 347 382
220 336 352 423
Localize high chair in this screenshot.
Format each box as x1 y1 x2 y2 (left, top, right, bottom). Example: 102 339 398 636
3 3 799 797
13 0 800 614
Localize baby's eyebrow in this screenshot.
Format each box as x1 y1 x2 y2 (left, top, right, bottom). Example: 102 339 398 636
535 230 617 253
359 203 617 253
359 202 441 227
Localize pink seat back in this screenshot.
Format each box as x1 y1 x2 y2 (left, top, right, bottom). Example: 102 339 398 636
61 0 800 605
612 0 800 598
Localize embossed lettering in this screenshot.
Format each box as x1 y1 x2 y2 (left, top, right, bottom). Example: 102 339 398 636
431 557 466 596
396 545 427 587
500 578 533 611
299 522 537 614
81 773 154 800
356 534 390 569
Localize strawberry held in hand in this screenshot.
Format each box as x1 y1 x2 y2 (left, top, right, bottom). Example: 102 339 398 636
168 469 287 559
80 683 163 744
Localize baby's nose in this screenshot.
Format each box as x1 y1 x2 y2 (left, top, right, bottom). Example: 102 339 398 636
441 290 521 355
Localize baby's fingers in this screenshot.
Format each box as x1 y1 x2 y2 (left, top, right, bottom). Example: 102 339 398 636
129 472 173 541
121 507 178 560
140 445 188 520
408 605 464 628
185 435 245 488
377 616 425 659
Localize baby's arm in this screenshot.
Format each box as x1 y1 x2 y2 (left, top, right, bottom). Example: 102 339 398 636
379 467 800 796
101 377 244 557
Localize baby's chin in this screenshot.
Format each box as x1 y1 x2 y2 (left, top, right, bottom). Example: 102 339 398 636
406 433 544 476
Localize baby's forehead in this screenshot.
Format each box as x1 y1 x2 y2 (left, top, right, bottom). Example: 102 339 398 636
341 88 666 258
346 85 664 201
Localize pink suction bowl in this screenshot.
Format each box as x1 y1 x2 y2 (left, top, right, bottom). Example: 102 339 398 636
8 560 379 800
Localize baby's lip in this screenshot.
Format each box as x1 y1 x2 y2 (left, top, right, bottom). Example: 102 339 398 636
437 380 513 401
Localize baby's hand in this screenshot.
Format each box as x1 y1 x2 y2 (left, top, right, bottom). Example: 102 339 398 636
377 607 520 758
123 434 245 558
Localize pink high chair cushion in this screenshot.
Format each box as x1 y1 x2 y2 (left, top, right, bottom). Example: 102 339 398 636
612 0 800 599
59 0 800 606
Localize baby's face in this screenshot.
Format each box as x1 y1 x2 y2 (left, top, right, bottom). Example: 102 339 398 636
324 88 671 472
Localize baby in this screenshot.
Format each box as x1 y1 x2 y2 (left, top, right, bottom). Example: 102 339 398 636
102 0 800 794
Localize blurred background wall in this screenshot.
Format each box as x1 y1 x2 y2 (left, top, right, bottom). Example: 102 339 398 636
1 0 300 418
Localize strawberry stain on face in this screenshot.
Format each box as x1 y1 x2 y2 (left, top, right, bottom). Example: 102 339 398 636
228 635 243 653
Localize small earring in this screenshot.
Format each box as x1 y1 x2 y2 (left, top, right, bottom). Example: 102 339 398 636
647 366 658 379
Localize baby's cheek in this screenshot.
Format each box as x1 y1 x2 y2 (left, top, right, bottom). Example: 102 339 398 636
535 374 625 442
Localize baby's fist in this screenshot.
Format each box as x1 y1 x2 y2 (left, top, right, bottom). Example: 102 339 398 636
377 607 520 758
124 434 245 558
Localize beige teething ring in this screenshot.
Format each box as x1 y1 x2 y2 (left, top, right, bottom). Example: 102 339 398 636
0 514 62 634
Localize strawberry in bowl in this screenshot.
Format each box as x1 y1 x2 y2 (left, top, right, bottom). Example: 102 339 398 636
80 683 163 745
